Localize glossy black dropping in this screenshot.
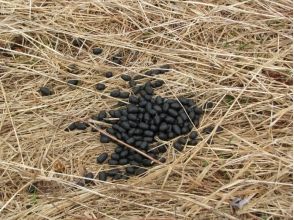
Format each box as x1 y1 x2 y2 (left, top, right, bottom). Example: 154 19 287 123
142 159 152 167
162 103 169 112
173 142 184 151
126 137 135 145
119 158 128 165
188 139 198 145
189 131 198 139
115 146 123 154
152 80 164 88
128 80 137 87
67 79 79 86
139 122 149 130
168 109 178 117
128 114 137 121
110 89 120 97
121 74 131 81
108 159 119 165
144 130 154 137
172 124 181 135
135 167 147 175
65 122 76 131
125 166 135 174
120 150 129 158
100 134 110 143
105 71 113 78
111 153 120 160
96 153 108 164
39 87 53 96
98 171 107 181
129 95 139 104
75 122 88 130
92 47 103 55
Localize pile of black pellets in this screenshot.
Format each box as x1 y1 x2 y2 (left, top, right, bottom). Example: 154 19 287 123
66 65 203 182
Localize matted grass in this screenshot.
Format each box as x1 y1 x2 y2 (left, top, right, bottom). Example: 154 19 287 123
0 0 292 219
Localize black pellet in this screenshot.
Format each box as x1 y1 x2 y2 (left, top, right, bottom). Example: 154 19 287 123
128 128 136 136
159 133 168 140
119 91 130 99
105 71 113 78
129 121 137 128
65 122 76 131
180 112 188 121
107 168 120 176
177 116 184 125
168 109 178 117
159 122 168 131
194 107 203 115
168 132 176 139
139 122 149 130
150 125 157 132
189 131 198 139
67 79 79 86
140 141 148 150
110 89 120 97
133 135 142 141
143 137 153 143
120 109 128 116
120 150 129 158
170 102 181 109
119 158 128 165
172 124 181 135
130 161 139 166
126 167 135 174
120 121 131 130
141 113 149 122
173 142 184 151
92 47 103 55
126 137 135 145
127 104 139 113
98 171 107 181
129 95 139 104
155 96 164 105
128 155 135 161
178 137 187 144
181 127 190 134
134 129 143 135
108 159 119 165
142 159 152 167
159 157 166 163
115 146 123 154
96 111 106 121
133 154 143 162
84 172 94 184
152 80 164 88
121 74 132 81
139 100 147 107
39 87 53 96
121 133 129 141
100 134 110 143
153 105 162 113
135 167 147 175
153 115 161 125
96 153 108 164
144 130 154 137
133 86 142 94
188 139 198 145
162 103 169 112
109 110 116 117
165 116 175 124
129 80 137 87
75 122 88 130
145 85 153 95
144 94 152 101
111 153 120 160
115 132 122 139
128 114 137 121
113 124 126 133
158 145 168 153
188 111 196 120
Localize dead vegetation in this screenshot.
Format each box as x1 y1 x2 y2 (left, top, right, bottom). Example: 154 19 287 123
0 0 292 219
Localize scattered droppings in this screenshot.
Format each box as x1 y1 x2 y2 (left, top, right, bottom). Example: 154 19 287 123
72 38 84 47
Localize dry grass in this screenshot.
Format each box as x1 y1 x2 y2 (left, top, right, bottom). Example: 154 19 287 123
0 0 292 219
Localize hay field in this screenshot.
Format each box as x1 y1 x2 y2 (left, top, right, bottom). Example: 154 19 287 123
0 0 292 219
